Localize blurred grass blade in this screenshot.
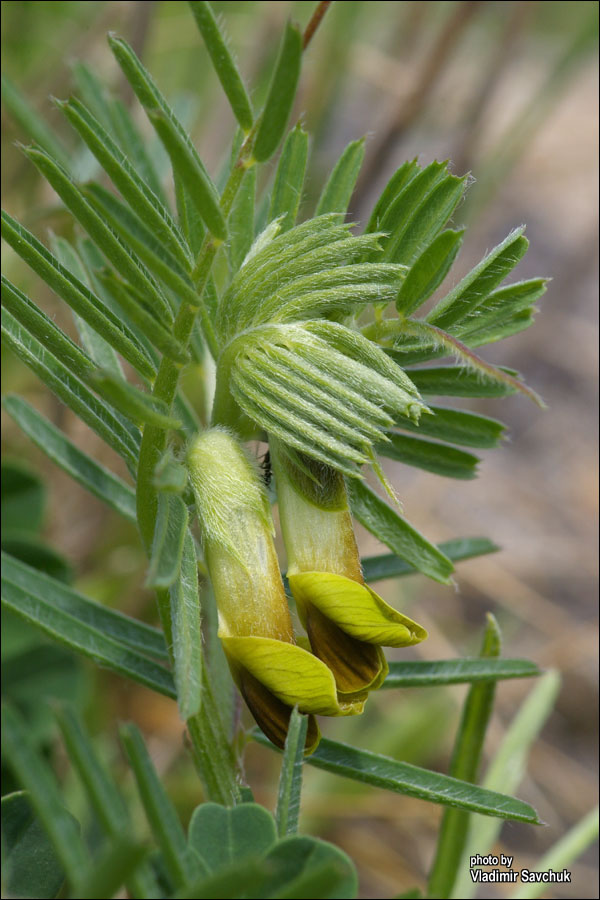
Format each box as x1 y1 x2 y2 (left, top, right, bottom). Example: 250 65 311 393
2 556 175 696
1 210 155 378
59 96 190 268
2 395 136 522
427 227 528 331
147 494 189 589
1 705 89 888
254 734 541 824
253 22 303 162
511 807 599 900
396 229 464 316
2 306 140 467
75 838 148 900
452 671 561 898
56 707 128 833
121 723 200 888
347 479 454 584
89 369 181 430
269 122 309 230
109 35 227 240
315 137 365 217
361 536 499 582
377 432 480 480
2 552 168 660
23 146 174 322
169 530 203 719
227 167 256 273
55 708 161 900
383 657 541 689
404 365 519 398
2 74 70 168
397 406 506 448
276 708 308 837
51 236 123 377
428 614 502 898
188 0 253 131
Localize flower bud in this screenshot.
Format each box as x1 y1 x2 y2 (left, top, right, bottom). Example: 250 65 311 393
187 428 361 752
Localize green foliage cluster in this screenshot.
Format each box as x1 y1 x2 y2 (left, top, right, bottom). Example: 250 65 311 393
1 3 597 898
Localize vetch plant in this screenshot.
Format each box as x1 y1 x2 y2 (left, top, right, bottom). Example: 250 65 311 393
3 3 597 898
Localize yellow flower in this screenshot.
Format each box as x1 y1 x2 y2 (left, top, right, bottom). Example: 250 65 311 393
187 429 361 753
271 440 427 702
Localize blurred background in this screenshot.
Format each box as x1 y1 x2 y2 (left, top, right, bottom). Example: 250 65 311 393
1 2 598 897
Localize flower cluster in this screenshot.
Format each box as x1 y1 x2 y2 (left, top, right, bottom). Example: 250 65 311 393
187 429 426 753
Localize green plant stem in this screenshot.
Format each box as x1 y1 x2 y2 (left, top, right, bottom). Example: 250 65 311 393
136 140 255 552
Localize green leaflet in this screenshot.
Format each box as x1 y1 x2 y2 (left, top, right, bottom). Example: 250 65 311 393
188 1 253 132
82 182 192 288
404 365 519 398
1 559 175 698
315 138 366 217
370 161 448 254
168 529 203 720
396 405 506 448
254 733 541 824
147 494 189 589
451 278 547 339
59 96 190 268
396 228 464 316
361 536 499 582
51 236 123 377
108 34 227 240
276 709 308 837
1 210 155 379
382 658 541 688
1 552 169 662
427 227 529 330
2 395 136 523
253 22 303 163
23 146 174 323
347 479 454 584
366 159 421 232
95 270 190 364
188 802 277 873
269 123 309 230
383 173 468 266
1 307 140 467
228 166 256 273
377 432 480 480
89 370 181 430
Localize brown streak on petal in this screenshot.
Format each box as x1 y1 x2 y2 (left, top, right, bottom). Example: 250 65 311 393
305 604 384 694
238 668 320 752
